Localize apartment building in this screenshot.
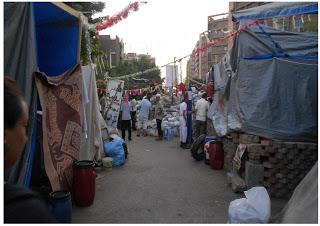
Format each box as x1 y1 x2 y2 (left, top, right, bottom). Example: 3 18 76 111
99 35 124 68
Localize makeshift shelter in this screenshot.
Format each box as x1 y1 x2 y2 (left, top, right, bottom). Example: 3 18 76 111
211 2 318 142
4 2 104 191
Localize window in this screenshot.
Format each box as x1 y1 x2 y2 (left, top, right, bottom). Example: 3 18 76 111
293 16 304 32
273 17 288 31
110 52 117 68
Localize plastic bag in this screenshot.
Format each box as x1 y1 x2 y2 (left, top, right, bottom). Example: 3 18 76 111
228 186 271 223
104 138 125 167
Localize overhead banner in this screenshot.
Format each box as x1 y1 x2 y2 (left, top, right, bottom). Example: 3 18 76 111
165 65 178 87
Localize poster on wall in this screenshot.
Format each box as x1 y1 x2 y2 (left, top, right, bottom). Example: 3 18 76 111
104 80 124 128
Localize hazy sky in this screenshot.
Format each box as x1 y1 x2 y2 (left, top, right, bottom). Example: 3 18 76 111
95 0 229 78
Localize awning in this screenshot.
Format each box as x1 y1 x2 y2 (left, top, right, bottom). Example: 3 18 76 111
232 2 318 21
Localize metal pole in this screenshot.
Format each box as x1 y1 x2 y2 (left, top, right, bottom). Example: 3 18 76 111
186 87 193 146
172 57 176 104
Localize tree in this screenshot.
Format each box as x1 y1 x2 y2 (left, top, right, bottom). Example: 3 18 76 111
108 57 161 90
64 2 105 23
65 2 106 65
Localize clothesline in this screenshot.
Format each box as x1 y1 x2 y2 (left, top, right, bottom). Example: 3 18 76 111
190 79 206 86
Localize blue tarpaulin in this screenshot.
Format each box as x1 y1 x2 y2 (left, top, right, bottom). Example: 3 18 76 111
232 2 318 21
4 2 81 186
33 2 80 76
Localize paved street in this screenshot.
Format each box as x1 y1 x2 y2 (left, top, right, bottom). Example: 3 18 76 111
72 133 287 223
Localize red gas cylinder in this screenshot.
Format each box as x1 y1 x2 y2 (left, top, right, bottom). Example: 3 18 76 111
72 160 96 206
208 141 224 169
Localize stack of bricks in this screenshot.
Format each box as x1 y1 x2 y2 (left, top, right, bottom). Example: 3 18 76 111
246 141 318 198
222 133 240 172
221 133 317 198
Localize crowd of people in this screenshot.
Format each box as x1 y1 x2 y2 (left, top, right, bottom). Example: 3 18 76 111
99 90 212 149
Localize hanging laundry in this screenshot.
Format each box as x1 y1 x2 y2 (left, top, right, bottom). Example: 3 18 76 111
35 64 84 192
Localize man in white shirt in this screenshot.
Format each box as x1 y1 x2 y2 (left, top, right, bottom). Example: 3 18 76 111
179 96 188 148
130 96 137 130
194 93 209 139
137 93 152 137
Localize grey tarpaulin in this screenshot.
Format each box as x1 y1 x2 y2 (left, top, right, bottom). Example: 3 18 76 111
4 3 37 106
212 23 317 142
4 3 39 186
271 162 318 223
281 162 318 223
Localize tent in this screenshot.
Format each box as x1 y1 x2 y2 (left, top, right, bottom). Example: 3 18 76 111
4 2 82 187
211 2 318 142
4 3 85 188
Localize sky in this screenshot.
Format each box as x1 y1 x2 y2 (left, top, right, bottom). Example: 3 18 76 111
95 0 229 79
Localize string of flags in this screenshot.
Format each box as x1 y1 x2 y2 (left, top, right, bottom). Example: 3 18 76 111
97 83 163 96
103 19 260 81
162 19 260 67
102 19 260 77
96 2 144 31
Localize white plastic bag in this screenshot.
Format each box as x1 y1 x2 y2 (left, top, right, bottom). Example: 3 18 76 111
228 186 271 223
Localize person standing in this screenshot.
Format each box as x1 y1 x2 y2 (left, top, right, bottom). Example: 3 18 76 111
179 96 188 148
154 94 164 140
120 94 132 141
130 96 137 130
194 92 209 139
4 77 56 223
137 93 152 137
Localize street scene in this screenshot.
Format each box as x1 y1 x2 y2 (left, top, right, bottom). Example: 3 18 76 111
3 1 318 224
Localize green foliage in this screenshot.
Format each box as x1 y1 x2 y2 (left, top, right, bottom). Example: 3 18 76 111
66 2 106 66
64 2 105 23
192 77 205 84
109 57 161 90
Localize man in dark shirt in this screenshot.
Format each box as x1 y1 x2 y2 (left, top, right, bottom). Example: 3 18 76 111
4 77 56 223
5 183 56 223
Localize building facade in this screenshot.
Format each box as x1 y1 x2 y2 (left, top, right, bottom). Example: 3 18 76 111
207 15 229 69
228 2 318 48
187 2 317 83
99 35 124 68
187 15 229 81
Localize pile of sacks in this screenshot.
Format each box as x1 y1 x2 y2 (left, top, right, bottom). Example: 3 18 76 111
141 105 181 138
161 105 180 137
145 119 158 137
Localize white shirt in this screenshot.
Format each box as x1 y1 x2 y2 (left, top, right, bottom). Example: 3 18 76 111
179 102 187 117
195 98 209 122
130 99 137 112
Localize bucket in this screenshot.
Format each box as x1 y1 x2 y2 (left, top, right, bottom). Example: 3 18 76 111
204 137 216 165
72 160 96 206
102 157 113 168
208 140 224 170
49 191 72 223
